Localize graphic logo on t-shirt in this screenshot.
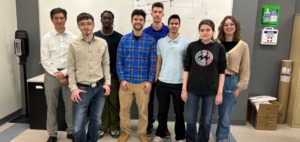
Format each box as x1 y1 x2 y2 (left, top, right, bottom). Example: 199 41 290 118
195 50 213 66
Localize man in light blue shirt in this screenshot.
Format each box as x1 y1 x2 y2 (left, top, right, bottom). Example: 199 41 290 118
153 14 189 142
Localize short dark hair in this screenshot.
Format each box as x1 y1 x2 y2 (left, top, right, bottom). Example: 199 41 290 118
198 19 215 32
101 10 114 19
198 19 215 40
131 9 146 21
168 14 180 25
77 12 94 23
152 2 164 11
50 8 67 19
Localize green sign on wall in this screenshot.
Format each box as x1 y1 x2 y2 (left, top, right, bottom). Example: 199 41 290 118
260 5 280 27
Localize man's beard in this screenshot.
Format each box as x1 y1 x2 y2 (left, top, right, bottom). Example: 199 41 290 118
133 24 143 31
82 29 92 36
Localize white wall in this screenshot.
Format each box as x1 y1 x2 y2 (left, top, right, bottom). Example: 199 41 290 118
0 0 21 119
39 0 232 41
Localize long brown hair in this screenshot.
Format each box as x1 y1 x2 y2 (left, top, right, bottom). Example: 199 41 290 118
217 16 241 42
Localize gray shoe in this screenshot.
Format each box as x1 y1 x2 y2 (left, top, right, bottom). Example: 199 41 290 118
98 131 105 139
153 136 164 142
110 130 120 138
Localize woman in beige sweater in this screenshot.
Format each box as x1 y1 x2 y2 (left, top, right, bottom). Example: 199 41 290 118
213 16 250 142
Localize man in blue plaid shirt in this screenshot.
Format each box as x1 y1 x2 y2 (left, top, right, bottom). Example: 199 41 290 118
116 9 156 142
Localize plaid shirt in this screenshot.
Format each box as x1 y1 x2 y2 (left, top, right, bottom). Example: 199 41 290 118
117 32 157 83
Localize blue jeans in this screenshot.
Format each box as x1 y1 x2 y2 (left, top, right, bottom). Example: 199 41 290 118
186 92 216 142
213 74 238 142
73 84 105 142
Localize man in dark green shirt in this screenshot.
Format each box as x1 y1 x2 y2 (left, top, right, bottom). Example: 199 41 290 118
94 10 123 139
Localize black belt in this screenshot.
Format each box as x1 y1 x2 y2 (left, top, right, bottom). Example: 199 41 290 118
77 78 105 88
225 74 236 77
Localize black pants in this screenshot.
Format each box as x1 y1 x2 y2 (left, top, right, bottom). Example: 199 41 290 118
148 82 156 125
155 80 185 140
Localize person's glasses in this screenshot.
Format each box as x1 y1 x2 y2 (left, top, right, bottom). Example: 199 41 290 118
224 23 235 27
79 22 93 27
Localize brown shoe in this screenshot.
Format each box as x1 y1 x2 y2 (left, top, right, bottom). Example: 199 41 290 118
118 132 129 142
138 134 149 142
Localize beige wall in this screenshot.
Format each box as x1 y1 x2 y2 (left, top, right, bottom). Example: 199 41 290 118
0 0 21 119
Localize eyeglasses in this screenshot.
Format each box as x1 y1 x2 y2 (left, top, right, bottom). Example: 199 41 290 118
224 23 235 27
78 22 93 27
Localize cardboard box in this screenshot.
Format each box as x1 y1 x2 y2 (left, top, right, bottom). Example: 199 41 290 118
247 99 281 130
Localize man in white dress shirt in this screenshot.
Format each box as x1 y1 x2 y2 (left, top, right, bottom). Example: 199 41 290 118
41 7 77 142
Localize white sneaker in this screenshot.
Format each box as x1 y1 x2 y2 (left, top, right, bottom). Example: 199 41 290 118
153 136 164 142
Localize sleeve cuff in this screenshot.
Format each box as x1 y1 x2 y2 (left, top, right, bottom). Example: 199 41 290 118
219 71 225 74
119 76 126 82
147 79 154 84
105 80 111 86
237 83 245 92
69 84 78 92
62 69 68 77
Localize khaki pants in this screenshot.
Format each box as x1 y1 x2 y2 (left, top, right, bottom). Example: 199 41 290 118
119 81 149 134
44 72 73 136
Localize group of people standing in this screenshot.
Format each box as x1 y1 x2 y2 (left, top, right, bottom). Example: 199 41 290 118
41 2 249 142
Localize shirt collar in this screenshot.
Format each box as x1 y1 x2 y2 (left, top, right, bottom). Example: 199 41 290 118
151 23 167 32
53 29 68 36
167 34 181 43
100 30 114 36
130 31 144 39
80 34 96 42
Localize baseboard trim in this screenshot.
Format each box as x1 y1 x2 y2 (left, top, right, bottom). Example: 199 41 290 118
0 109 22 126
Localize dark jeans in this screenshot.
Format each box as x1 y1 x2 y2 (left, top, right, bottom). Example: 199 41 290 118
73 84 105 142
155 80 185 140
186 92 216 142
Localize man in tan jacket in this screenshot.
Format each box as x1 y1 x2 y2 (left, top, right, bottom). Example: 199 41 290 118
67 12 111 142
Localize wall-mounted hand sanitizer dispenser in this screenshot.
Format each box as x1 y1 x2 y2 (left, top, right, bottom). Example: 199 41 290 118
14 30 29 57
260 27 278 45
14 39 24 56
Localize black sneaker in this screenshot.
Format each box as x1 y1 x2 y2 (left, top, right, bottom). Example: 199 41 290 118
146 128 152 137
110 130 120 138
98 131 105 139
47 136 57 142
164 129 171 139
146 123 153 137
67 133 74 142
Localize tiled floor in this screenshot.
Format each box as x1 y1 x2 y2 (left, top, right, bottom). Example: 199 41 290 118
230 122 300 142
1 120 300 142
